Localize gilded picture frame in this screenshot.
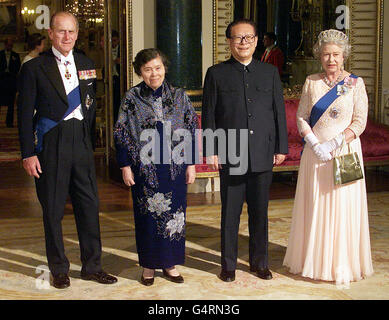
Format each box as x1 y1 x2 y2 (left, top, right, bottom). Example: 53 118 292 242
0 0 22 41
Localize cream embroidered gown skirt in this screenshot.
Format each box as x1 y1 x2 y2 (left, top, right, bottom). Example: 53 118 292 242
283 137 374 284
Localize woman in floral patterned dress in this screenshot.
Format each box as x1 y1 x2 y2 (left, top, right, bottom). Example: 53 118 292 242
114 48 198 286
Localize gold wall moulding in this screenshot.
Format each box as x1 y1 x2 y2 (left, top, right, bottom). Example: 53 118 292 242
186 89 203 96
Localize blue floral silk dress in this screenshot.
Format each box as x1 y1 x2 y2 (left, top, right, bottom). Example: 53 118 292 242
114 81 198 269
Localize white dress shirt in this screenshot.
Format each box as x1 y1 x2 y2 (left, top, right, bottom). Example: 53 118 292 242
52 46 83 121
5 50 11 72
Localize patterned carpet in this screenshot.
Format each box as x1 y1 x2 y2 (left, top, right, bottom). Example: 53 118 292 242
0 192 388 300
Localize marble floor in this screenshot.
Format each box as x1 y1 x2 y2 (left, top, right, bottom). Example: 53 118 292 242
0 191 388 300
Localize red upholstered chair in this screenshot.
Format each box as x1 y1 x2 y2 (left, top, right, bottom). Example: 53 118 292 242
195 99 389 179
274 99 303 171
360 118 389 165
279 99 389 170
195 114 219 192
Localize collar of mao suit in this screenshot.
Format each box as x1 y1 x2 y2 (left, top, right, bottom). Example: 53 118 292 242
229 56 257 73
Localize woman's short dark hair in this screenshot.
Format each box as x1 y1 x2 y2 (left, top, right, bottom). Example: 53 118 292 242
27 33 45 51
225 19 258 38
133 48 169 76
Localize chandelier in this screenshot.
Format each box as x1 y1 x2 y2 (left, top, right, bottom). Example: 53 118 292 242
65 0 104 26
21 6 36 27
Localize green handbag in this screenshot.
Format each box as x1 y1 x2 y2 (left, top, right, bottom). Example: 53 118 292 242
333 139 364 185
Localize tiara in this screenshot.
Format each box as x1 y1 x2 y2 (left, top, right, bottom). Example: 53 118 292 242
317 29 348 42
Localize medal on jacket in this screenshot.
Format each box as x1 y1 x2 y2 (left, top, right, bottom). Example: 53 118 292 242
85 94 93 109
64 61 71 80
329 106 340 119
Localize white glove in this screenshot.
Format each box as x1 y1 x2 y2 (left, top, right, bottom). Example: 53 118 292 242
315 133 344 162
304 132 330 161
305 132 344 162
319 133 344 153
304 132 319 149
312 144 333 162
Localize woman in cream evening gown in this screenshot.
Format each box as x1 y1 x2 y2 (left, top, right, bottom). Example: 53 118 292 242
283 30 374 285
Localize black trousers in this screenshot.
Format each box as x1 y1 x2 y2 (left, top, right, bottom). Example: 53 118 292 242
219 169 273 271
35 119 102 276
0 74 17 127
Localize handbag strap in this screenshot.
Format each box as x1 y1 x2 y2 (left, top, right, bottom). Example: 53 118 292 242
333 133 353 168
334 132 348 157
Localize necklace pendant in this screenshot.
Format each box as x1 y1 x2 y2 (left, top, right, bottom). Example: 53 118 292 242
323 72 343 88
65 70 71 80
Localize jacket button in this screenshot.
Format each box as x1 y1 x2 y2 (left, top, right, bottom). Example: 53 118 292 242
249 130 254 134
247 98 252 103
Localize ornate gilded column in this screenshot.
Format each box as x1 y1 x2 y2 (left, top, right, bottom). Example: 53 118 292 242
156 0 202 91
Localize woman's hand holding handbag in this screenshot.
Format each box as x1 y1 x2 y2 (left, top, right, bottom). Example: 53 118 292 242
332 135 364 185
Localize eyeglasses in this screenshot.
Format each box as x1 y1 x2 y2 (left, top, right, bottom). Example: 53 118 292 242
229 34 256 44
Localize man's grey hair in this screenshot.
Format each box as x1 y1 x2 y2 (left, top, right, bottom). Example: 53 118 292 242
50 11 79 30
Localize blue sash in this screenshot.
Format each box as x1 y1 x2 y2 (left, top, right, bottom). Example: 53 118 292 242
34 86 81 153
309 74 358 128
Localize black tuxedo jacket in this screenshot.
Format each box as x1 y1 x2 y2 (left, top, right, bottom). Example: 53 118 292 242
17 49 97 159
0 49 21 101
0 49 21 76
201 57 288 172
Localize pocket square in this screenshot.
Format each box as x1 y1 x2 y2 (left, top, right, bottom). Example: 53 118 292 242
78 69 96 80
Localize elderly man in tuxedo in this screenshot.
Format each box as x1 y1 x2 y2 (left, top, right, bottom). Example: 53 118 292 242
17 11 117 289
0 37 21 127
202 19 288 282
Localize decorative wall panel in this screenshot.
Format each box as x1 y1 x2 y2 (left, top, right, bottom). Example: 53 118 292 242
349 0 383 121
213 0 234 64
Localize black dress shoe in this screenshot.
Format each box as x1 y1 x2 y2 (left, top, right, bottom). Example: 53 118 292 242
141 275 154 286
52 273 70 289
249 266 257 272
219 270 235 282
163 269 184 283
256 267 273 280
81 271 118 284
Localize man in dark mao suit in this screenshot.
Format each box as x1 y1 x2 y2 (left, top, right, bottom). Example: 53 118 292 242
202 19 288 282
17 11 117 289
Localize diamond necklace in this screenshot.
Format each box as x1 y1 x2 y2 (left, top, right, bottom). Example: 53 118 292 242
323 72 343 88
